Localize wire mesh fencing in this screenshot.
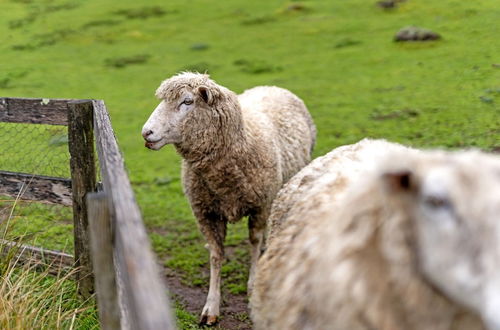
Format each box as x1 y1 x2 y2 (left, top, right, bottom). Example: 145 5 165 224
0 121 73 252
0 122 70 177
0 98 176 328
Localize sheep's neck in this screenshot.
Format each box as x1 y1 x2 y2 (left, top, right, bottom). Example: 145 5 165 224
175 105 252 171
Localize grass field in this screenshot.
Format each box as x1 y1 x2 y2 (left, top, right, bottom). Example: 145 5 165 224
0 0 499 328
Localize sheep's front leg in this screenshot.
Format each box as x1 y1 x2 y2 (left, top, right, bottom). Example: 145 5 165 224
199 216 227 326
247 211 267 295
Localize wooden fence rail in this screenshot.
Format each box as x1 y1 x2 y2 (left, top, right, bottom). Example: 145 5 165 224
0 97 176 330
0 239 73 275
0 97 70 125
0 170 72 206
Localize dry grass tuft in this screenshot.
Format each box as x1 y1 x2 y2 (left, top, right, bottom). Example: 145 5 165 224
0 196 97 330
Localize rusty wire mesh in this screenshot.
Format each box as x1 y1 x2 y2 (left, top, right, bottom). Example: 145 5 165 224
0 121 73 252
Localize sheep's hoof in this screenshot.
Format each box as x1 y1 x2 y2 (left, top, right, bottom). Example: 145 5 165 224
199 314 218 326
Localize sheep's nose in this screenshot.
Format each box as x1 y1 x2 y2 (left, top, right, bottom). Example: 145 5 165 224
142 130 153 139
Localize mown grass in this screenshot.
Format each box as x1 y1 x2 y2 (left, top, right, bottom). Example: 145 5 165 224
1 0 499 328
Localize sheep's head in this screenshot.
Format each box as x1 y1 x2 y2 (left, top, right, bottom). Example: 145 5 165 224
142 72 220 150
384 151 500 329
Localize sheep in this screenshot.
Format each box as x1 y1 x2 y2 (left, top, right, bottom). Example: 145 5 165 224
251 138 500 330
265 138 413 242
141 72 316 325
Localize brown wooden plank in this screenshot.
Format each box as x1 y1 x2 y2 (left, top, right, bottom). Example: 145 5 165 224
0 170 72 206
114 256 132 330
0 239 74 276
88 192 121 330
68 100 96 299
93 100 176 330
0 97 71 125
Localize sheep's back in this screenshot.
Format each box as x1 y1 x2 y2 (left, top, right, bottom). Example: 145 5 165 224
266 138 410 241
238 86 316 184
251 139 484 330
253 140 411 329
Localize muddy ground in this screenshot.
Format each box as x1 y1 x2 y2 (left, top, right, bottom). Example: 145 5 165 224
165 268 252 329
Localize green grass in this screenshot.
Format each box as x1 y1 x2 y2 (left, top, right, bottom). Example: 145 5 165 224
0 206 98 329
0 199 74 252
1 0 499 328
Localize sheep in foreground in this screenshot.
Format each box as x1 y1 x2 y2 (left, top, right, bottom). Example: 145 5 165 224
251 139 500 330
265 139 413 242
142 72 316 325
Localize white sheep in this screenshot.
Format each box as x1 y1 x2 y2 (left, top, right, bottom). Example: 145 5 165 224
141 72 316 325
251 139 500 330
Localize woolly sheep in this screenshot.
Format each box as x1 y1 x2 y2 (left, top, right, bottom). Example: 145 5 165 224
251 139 500 330
141 72 316 325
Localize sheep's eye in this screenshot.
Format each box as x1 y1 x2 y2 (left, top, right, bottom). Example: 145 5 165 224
423 195 451 210
183 99 193 105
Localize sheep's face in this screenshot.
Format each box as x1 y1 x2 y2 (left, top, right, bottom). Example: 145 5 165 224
142 86 212 150
388 153 500 329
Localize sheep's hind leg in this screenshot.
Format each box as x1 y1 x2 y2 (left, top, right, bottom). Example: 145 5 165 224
247 211 267 295
199 215 227 326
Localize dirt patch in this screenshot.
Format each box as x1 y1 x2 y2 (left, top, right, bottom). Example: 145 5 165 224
234 59 283 74
491 146 500 154
165 268 252 329
394 26 441 42
104 54 151 69
113 6 170 20
370 108 419 120
376 0 407 9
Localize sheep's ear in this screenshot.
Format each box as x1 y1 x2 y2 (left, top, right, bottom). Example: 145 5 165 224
197 86 213 105
382 170 416 194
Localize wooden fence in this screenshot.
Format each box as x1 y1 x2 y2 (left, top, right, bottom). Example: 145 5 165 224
0 97 176 330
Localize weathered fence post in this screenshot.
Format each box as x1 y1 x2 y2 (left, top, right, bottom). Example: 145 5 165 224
88 192 121 330
68 100 96 298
